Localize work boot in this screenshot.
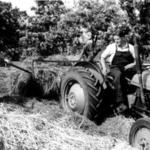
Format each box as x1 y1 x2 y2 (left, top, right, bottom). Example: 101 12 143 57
113 104 127 115
115 93 128 113
116 102 128 113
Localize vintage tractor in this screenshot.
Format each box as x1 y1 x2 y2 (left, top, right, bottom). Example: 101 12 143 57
60 46 150 149
60 1 150 149
60 4 150 150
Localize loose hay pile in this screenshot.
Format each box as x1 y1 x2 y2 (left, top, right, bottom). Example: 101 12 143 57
98 116 135 141
0 100 137 150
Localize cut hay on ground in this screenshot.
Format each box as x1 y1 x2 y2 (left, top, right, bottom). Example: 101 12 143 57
98 116 135 141
0 100 137 150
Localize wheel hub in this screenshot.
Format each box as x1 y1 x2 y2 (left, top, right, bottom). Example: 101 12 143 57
134 128 150 150
67 83 85 114
68 92 77 109
139 138 149 150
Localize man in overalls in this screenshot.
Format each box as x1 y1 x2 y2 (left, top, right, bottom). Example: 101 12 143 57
100 30 136 113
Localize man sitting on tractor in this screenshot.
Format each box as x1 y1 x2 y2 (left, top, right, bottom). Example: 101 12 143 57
100 27 136 113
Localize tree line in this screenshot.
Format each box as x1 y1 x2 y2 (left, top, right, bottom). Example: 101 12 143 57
0 0 149 61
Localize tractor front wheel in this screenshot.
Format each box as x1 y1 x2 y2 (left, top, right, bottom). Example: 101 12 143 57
129 118 150 150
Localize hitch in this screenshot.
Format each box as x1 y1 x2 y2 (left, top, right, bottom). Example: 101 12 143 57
4 58 33 75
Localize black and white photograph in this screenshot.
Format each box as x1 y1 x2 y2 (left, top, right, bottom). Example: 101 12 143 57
0 0 149 149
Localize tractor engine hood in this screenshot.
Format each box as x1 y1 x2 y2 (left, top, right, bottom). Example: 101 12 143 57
131 70 150 90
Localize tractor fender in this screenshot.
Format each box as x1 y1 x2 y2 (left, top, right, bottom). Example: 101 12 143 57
131 70 150 90
74 61 101 73
74 61 106 89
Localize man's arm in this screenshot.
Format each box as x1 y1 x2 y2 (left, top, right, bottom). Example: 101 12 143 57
100 46 111 75
124 61 136 70
124 45 136 70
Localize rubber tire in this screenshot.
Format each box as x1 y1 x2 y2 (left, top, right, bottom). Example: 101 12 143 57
129 118 150 148
61 67 104 121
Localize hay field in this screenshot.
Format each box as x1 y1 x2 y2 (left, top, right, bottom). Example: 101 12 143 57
0 99 137 150
0 61 138 150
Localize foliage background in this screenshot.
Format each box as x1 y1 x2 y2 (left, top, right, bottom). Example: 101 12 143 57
0 0 149 61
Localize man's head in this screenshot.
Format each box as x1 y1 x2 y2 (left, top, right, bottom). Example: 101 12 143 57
80 28 92 44
113 25 130 46
114 34 127 46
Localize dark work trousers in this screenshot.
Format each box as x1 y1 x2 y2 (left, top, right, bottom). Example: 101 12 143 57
110 66 136 105
110 67 126 104
110 45 135 105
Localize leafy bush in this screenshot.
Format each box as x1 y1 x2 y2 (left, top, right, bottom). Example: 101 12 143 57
19 0 125 59
0 1 22 60
120 0 150 59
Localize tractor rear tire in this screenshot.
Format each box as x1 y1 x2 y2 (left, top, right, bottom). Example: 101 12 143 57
129 118 150 150
61 67 105 121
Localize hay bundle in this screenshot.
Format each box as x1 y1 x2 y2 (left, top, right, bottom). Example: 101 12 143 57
35 69 59 99
34 65 69 100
